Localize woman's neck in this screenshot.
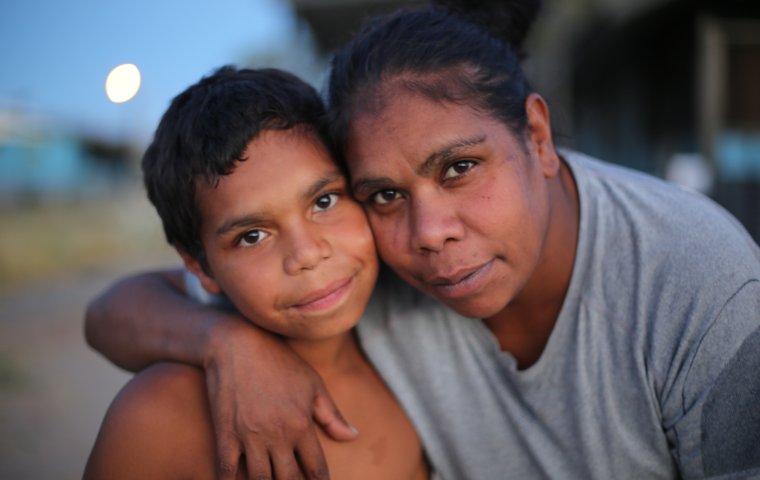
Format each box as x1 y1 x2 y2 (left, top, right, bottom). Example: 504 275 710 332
484 156 580 368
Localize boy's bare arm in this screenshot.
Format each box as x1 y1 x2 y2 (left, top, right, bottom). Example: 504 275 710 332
84 269 358 480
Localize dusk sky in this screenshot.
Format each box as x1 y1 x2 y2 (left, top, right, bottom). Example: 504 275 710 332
0 0 309 143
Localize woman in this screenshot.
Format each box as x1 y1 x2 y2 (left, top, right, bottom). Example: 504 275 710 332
86 4 760 479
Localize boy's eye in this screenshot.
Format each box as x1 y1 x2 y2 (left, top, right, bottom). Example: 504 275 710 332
237 229 269 247
371 189 401 206
442 160 475 180
313 193 338 212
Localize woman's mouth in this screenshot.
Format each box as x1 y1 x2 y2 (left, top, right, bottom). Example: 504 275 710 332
426 259 494 301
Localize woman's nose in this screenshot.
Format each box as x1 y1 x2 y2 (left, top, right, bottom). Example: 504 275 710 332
409 196 465 253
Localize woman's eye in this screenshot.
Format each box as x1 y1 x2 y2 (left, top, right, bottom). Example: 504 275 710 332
443 160 475 180
372 189 401 206
313 193 338 212
237 229 269 247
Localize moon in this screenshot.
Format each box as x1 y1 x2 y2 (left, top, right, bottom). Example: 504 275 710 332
105 63 142 103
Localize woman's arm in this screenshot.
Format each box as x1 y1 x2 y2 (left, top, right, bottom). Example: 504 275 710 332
84 269 357 480
84 268 226 371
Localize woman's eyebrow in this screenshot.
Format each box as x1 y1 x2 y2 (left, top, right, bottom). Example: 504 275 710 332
351 135 487 195
416 135 486 176
351 177 395 197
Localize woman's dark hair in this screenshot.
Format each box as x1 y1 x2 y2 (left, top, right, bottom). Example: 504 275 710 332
432 0 541 59
142 66 326 268
326 2 541 155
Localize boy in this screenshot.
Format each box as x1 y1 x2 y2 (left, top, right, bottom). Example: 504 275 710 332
83 66 429 480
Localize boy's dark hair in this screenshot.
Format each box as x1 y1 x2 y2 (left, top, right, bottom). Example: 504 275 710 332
142 66 325 269
326 3 540 156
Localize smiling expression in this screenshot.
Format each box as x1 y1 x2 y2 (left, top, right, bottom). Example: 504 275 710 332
187 128 378 341
346 89 561 320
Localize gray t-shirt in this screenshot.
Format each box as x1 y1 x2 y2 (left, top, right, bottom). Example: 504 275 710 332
356 150 760 479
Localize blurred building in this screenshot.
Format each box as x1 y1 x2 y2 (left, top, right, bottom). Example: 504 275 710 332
572 0 760 240
291 0 760 241
0 106 134 205
292 0 424 52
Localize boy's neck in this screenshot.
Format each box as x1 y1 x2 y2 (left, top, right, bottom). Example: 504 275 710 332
285 331 363 377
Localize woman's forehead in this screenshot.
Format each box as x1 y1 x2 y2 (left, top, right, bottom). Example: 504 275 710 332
345 94 517 175
348 91 503 144
348 67 482 118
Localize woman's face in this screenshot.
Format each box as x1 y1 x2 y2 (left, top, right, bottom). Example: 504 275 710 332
345 90 561 319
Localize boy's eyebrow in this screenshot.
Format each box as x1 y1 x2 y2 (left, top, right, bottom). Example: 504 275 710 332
214 170 345 236
352 135 486 196
215 213 267 237
302 170 344 202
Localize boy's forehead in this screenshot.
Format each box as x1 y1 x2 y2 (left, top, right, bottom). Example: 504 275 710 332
253 125 325 150
262 126 341 165
195 126 334 182
195 127 345 221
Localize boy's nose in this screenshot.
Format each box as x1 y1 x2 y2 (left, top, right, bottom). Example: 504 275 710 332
283 229 332 274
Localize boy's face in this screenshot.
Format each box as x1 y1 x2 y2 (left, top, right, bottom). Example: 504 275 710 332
186 128 378 341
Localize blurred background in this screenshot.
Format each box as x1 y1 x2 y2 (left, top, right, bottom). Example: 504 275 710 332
0 0 758 478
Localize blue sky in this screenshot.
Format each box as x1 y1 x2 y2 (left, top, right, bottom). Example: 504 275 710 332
0 0 310 143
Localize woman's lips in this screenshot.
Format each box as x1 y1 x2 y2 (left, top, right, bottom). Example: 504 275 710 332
426 259 494 300
291 275 354 312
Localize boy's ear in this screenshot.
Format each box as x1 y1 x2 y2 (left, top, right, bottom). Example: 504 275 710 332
177 249 222 296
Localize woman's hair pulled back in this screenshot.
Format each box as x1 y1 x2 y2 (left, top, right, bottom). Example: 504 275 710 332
326 1 542 155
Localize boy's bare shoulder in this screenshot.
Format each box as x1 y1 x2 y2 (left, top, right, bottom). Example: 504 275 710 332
84 363 216 480
321 359 430 480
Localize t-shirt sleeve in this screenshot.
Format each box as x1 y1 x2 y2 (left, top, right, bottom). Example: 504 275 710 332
672 280 760 479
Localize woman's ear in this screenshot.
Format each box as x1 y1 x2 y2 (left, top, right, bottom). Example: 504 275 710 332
525 93 560 178
177 249 222 296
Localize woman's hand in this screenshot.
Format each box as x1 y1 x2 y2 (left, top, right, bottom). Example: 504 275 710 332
203 319 358 480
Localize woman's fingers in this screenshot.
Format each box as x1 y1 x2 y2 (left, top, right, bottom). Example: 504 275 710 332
312 384 358 441
295 427 330 480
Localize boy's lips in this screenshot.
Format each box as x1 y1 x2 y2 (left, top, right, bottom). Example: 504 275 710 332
290 275 355 312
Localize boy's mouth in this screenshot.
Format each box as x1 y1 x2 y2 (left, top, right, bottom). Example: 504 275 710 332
290 275 355 312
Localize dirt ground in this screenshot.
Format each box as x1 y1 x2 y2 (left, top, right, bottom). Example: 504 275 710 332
0 187 179 479
0 252 177 479
0 256 181 480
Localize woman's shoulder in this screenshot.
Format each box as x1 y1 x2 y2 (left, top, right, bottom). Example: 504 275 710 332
83 363 216 480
